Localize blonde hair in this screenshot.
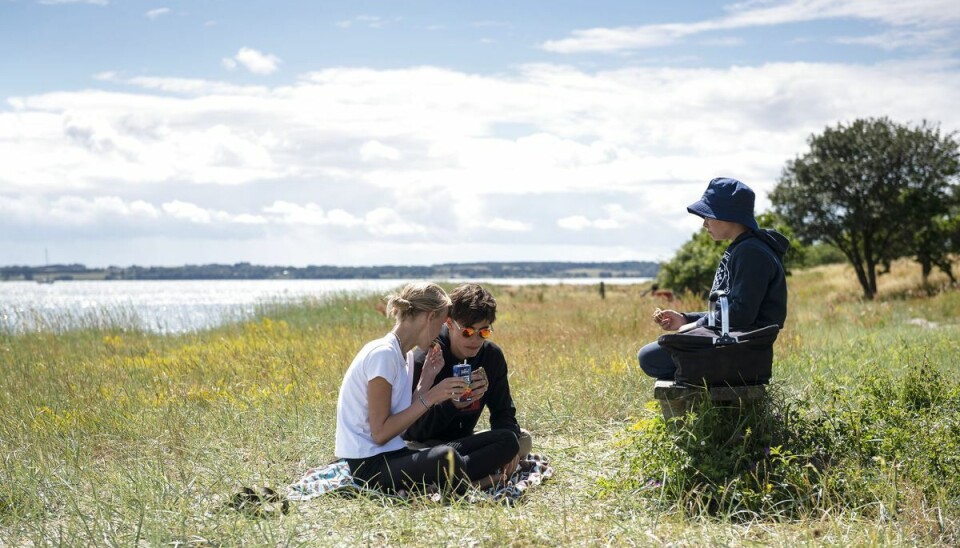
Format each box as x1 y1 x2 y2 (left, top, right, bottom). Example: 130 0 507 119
385 282 451 322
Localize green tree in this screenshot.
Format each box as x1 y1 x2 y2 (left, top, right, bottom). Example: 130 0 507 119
930 184 960 285
770 118 959 300
755 211 805 273
912 214 957 285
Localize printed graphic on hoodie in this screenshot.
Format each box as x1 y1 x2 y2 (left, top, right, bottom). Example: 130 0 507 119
711 250 731 296
705 250 731 323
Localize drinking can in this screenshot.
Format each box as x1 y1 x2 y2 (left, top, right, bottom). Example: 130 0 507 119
452 362 472 402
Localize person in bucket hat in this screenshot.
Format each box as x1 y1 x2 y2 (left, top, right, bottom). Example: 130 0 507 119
637 177 790 380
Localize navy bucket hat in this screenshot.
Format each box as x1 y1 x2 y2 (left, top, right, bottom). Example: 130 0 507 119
686 177 759 231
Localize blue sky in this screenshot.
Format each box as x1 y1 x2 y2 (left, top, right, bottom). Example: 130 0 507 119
1 0 959 267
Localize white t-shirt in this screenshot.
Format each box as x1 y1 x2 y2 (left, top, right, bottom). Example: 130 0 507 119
335 333 413 459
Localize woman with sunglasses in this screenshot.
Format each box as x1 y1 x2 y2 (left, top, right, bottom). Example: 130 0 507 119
335 282 520 494
404 284 528 480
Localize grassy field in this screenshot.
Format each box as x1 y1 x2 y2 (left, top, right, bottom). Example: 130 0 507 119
1 260 958 546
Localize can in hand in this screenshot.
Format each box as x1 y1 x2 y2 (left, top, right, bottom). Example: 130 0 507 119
452 361 472 402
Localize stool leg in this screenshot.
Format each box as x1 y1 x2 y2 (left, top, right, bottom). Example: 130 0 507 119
660 398 688 420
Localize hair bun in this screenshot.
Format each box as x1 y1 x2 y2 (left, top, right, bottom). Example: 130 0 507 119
385 282 451 322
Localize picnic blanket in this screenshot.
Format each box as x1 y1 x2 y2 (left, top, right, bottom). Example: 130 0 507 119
286 459 355 501
287 453 553 505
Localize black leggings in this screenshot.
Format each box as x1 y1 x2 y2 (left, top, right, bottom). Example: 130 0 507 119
346 429 519 493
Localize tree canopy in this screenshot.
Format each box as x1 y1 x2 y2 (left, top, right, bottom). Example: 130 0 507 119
770 118 959 299
656 229 725 298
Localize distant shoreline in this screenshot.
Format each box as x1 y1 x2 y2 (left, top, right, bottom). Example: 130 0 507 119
1 260 659 282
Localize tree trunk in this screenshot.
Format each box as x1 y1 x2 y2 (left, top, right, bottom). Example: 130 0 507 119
843 248 873 301
843 234 875 300
854 261 874 300
921 258 932 285
865 260 878 299
939 261 957 283
864 234 877 300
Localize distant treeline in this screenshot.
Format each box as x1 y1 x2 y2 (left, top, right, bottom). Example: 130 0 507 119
1 261 659 282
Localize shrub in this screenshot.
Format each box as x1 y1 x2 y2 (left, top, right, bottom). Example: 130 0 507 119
603 365 960 521
799 242 847 268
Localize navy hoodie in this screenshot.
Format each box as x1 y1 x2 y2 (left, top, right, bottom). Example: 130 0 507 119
684 229 789 331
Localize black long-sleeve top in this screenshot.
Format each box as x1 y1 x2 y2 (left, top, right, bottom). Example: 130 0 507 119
402 326 520 442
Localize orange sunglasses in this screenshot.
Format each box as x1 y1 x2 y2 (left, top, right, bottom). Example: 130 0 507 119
450 319 494 339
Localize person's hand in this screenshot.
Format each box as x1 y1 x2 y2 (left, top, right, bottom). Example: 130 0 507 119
420 343 444 386
451 367 487 409
425 376 467 406
474 452 520 490
501 452 521 482
653 308 685 331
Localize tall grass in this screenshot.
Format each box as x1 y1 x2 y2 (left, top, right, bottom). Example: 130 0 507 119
0 261 958 545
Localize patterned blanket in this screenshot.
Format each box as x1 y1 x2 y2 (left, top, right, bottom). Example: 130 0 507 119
287 453 553 505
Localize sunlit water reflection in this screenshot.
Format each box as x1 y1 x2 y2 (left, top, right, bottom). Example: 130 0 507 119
0 277 649 334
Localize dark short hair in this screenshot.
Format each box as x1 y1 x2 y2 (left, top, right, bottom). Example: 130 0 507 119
449 284 496 326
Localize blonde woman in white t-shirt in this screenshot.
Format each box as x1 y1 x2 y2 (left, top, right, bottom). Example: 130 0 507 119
335 282 520 494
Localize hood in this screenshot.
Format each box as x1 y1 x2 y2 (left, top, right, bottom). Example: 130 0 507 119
754 228 790 257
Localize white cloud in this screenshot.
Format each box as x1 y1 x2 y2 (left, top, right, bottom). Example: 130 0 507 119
336 15 393 29
62 196 159 223
542 26 685 53
0 195 433 235
263 201 362 227
487 218 532 232
541 0 960 53
93 71 117 81
0 195 158 225
124 76 269 95
2 58 959 263
360 140 401 161
834 28 953 50
161 200 267 225
364 208 428 237
162 200 213 223
145 8 170 20
557 205 639 231
700 37 746 47
557 215 591 231
222 48 281 75
253 201 428 236
3 61 959 202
